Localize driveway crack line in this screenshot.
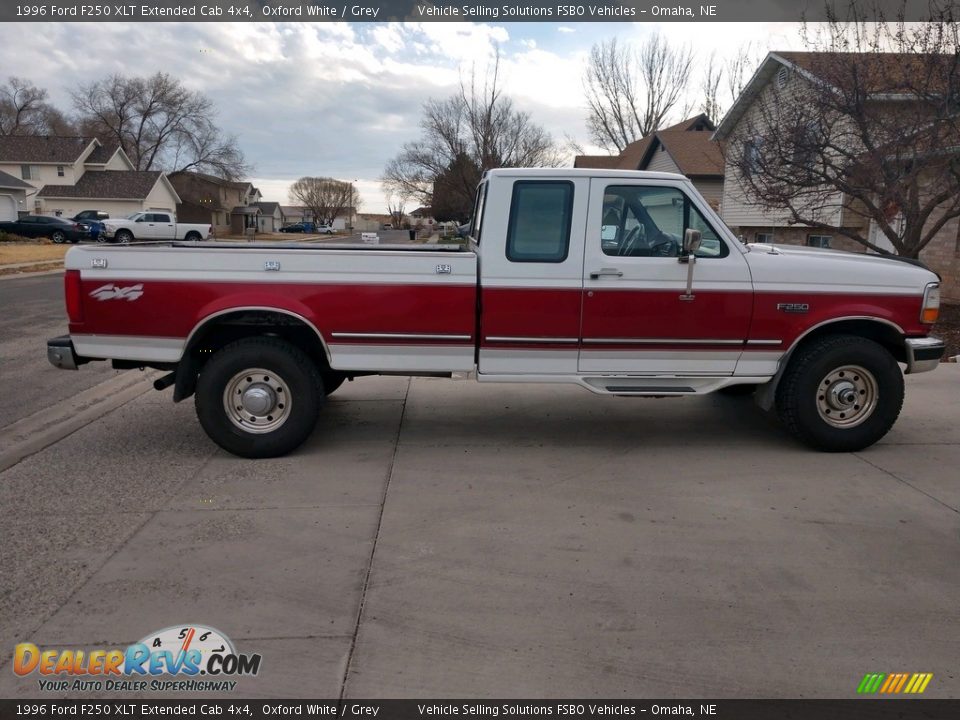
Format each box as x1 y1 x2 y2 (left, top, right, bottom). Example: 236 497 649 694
338 377 409 702
854 452 959 514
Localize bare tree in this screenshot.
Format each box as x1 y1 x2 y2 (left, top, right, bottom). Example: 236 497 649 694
700 52 724 123
725 43 763 109
73 72 247 179
383 54 561 220
583 35 694 152
384 192 407 229
0 77 71 135
289 177 357 227
727 2 960 258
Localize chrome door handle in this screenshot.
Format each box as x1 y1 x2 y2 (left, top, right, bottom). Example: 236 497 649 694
589 268 624 279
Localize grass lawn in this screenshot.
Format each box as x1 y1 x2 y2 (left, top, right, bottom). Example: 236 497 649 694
0 243 69 265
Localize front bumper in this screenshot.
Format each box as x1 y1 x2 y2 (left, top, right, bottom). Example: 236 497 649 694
47 335 81 370
904 336 946 374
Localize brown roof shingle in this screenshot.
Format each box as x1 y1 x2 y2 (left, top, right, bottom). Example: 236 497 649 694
37 171 162 199
655 129 724 178
84 142 121 164
0 136 96 164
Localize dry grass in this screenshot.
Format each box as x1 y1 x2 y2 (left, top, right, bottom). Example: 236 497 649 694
0 243 69 265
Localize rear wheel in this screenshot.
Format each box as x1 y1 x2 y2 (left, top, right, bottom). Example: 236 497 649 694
776 334 903 452
116 229 133 244
195 337 324 458
51 230 67 244
184 231 201 241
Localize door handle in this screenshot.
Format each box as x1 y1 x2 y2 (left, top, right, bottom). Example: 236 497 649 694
589 268 624 279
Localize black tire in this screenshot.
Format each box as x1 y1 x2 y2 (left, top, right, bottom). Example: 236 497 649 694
184 231 201 242
195 337 324 458
116 229 133 244
775 334 904 452
718 384 757 396
51 230 67 244
322 372 346 395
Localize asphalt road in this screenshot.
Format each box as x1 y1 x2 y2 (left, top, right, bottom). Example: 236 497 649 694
1 359 958 698
0 272 124 428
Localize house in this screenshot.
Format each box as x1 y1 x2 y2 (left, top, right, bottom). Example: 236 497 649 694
574 115 724 209
712 51 960 298
37 171 180 219
168 171 262 235
254 201 282 232
0 135 179 218
0 170 30 221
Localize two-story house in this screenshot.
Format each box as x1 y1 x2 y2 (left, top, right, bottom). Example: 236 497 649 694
168 171 262 235
712 51 959 298
0 136 180 219
574 115 725 210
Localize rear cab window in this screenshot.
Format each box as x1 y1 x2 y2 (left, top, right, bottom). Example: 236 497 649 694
505 181 574 263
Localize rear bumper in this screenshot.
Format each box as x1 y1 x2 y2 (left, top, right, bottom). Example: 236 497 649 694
904 337 946 374
47 335 82 370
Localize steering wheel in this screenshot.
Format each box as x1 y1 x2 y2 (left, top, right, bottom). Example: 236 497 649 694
618 226 642 256
649 233 679 257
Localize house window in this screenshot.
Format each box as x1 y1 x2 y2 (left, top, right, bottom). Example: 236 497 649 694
57 166 65 177
20 165 37 180
743 140 762 178
756 232 774 243
807 234 832 248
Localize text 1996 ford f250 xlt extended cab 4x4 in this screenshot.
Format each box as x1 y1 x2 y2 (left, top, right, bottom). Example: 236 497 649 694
47 169 945 457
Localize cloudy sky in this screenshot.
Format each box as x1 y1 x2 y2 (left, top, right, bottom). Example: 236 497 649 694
0 21 806 212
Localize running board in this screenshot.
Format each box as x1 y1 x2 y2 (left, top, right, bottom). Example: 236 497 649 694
605 385 695 394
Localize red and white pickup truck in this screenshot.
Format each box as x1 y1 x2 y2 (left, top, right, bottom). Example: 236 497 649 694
47 169 945 457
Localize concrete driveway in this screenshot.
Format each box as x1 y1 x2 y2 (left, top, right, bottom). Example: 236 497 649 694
1 367 958 698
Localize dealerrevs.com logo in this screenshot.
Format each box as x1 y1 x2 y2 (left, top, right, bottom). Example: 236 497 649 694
13 624 261 692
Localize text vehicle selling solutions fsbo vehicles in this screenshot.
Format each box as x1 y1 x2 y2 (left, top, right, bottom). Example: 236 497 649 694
47 169 946 458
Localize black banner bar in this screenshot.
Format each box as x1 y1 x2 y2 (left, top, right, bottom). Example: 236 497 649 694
1 700 959 720
0 0 957 23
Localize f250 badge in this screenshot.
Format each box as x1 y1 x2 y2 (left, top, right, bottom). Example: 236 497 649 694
777 302 810 313
90 283 144 302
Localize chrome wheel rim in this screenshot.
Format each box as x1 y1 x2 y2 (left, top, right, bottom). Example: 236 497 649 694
816 364 877 428
222 368 291 434
52 232 65 243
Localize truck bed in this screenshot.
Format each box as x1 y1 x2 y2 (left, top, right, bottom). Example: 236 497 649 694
64 242 479 373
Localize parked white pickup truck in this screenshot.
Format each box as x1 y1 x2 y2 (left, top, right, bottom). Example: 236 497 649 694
48 169 945 458
101 211 211 243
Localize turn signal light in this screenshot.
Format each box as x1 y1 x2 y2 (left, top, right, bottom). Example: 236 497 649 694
64 270 83 324
920 282 940 324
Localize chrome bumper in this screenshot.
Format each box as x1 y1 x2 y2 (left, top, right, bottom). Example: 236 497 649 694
904 337 946 374
47 335 79 370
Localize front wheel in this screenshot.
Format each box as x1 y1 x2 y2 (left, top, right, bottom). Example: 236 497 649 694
51 231 67 244
195 337 324 458
776 334 904 452
115 229 133 244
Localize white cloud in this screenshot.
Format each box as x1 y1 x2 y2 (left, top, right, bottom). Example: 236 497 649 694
557 26 576 33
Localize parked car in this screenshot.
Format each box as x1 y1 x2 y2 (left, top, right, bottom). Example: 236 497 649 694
315 224 334 234
72 211 110 242
279 222 314 233
45 168 946 459
100 211 211 243
0 215 89 244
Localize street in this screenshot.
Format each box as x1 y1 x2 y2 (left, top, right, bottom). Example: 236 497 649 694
1 276 958 698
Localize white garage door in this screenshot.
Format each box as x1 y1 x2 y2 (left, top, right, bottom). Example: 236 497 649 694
0 194 16 222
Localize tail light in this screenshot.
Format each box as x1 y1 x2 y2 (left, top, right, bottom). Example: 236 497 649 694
920 282 940 324
65 270 83 323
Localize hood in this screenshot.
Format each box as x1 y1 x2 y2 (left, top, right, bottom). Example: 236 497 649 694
744 243 939 295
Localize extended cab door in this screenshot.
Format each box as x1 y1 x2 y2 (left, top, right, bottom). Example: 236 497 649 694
477 174 589 375
579 178 753 375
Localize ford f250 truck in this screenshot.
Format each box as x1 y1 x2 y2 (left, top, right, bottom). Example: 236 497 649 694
101 211 212 243
47 169 945 458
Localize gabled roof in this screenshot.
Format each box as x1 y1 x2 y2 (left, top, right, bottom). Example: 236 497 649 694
84 142 123 164
255 201 280 214
0 136 97 164
573 114 722 178
0 169 31 189
168 170 251 191
37 170 174 201
713 51 957 141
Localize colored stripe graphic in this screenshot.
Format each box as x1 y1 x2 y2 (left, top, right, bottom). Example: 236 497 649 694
858 672 932 694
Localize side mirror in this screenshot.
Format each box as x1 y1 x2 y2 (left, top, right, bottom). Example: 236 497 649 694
683 228 702 254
